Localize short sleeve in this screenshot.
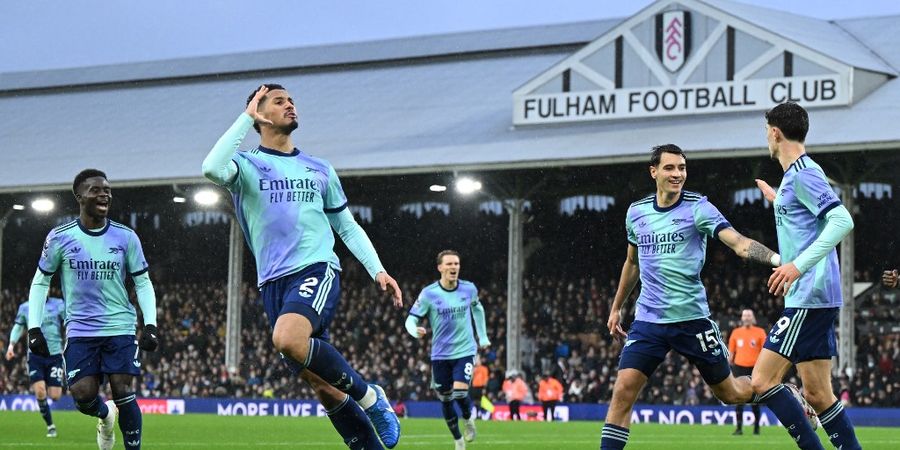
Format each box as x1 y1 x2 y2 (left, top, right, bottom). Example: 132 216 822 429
37 230 63 275
692 197 732 239
323 164 348 213
409 292 431 318
794 168 841 219
625 209 637 246
126 232 150 276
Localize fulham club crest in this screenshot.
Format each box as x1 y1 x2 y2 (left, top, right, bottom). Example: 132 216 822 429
656 10 691 72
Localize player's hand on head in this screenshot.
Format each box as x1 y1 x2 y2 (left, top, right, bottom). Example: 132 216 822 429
139 324 159 352
376 272 403 308
245 85 274 126
27 328 50 357
768 263 801 296
754 179 777 202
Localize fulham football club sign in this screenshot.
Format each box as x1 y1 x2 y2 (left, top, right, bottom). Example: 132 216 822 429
512 0 889 125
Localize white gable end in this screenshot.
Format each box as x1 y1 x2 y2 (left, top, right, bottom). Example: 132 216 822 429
512 0 892 125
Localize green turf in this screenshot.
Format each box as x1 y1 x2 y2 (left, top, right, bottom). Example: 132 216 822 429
0 411 897 449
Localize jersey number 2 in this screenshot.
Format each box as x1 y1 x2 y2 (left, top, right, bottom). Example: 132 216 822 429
298 277 319 298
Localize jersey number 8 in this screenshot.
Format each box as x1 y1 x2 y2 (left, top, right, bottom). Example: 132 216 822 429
464 362 474 380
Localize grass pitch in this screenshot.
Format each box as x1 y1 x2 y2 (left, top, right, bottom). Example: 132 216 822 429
0 411 897 449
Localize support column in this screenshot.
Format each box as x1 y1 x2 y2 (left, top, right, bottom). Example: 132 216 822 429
837 184 856 375
225 219 244 371
505 199 524 373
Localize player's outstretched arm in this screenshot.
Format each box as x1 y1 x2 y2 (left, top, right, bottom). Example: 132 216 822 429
327 209 403 307
404 316 426 339
202 86 273 186
769 205 854 296
717 228 781 266
882 269 899 289
607 244 640 339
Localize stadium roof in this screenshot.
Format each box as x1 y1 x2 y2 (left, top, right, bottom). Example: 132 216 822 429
1 0 899 193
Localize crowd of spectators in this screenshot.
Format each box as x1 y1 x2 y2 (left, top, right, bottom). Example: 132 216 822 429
1 255 896 408
0 196 897 409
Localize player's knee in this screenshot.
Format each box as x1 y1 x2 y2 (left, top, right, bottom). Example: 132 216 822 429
435 390 453 402
33 386 47 399
49 390 62 401
110 386 131 400
802 387 832 410
717 389 744 405
750 377 776 395
68 385 94 402
613 375 643 397
272 329 310 361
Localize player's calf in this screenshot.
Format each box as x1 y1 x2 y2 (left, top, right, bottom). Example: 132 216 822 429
114 393 142 450
817 400 861 450
325 395 382 450
757 384 823 450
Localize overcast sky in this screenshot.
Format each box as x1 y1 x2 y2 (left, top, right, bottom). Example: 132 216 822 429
2 0 899 72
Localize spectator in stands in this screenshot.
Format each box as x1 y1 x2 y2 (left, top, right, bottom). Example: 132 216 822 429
881 269 898 289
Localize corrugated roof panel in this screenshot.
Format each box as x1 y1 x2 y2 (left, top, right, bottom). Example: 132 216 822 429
0 19 621 92
703 0 896 75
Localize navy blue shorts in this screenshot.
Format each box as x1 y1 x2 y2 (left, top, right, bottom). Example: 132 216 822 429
27 353 64 387
261 263 341 374
63 335 140 386
261 263 341 341
619 319 731 385
431 355 475 393
763 307 838 363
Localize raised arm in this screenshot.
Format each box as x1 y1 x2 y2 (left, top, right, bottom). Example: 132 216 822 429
717 227 781 266
201 86 273 185
607 244 640 339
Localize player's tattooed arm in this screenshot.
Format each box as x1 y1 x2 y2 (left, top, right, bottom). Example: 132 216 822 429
747 240 780 267
718 228 780 266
